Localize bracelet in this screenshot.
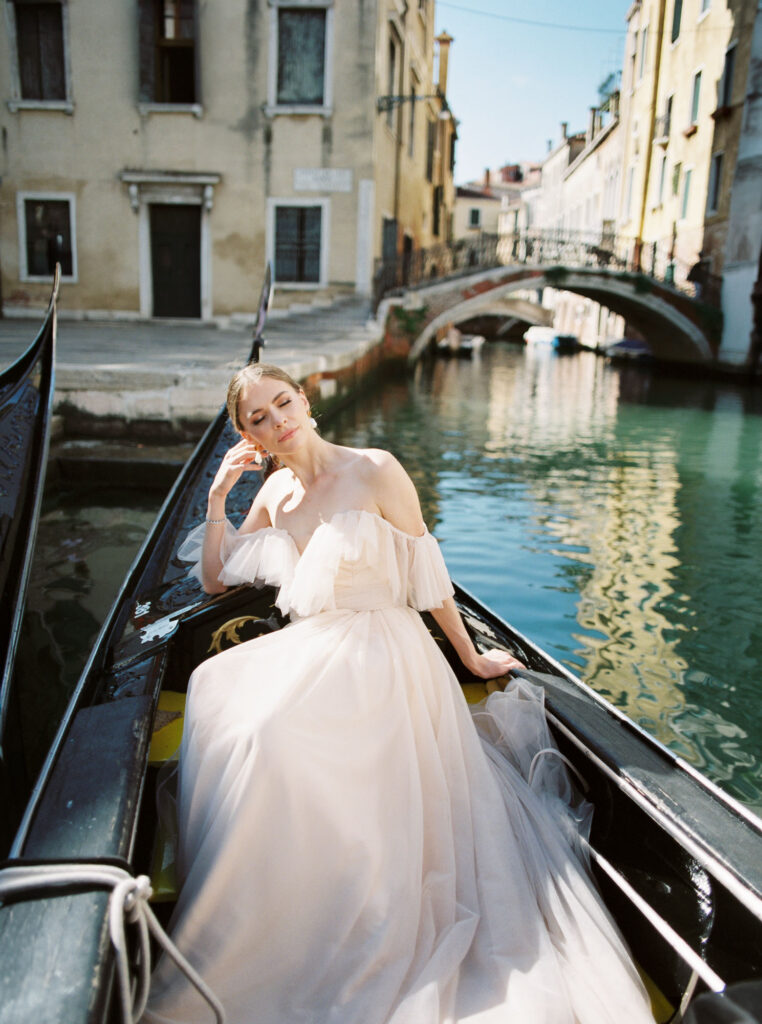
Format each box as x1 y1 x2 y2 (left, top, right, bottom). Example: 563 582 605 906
205 517 226 525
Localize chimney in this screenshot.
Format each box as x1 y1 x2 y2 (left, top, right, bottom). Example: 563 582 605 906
436 31 454 96
587 106 597 144
484 168 491 190
560 121 568 140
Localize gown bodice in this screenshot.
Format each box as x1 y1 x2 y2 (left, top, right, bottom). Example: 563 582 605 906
179 508 455 618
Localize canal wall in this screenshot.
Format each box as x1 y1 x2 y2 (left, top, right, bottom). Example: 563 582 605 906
0 296 416 445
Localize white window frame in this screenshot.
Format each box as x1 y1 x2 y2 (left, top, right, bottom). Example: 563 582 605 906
655 152 667 207
5 1 74 113
17 191 78 283
698 0 711 20
680 166 693 221
266 0 334 118
266 196 330 289
706 152 723 214
638 26 648 81
624 165 635 222
689 68 703 125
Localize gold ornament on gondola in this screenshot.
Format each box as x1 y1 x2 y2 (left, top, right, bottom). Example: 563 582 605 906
208 615 264 654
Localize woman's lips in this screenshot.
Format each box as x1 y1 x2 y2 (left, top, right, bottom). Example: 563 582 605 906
278 427 298 442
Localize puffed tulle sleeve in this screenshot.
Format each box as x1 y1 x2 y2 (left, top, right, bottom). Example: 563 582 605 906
177 520 297 591
406 529 455 611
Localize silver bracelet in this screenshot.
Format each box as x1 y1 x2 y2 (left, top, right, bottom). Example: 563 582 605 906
205 517 226 525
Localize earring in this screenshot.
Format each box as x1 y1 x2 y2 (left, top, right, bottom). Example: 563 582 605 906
309 416 317 428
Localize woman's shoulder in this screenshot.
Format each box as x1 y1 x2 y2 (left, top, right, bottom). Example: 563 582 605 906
345 447 402 478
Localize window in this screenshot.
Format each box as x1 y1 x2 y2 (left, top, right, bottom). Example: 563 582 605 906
656 153 667 205
138 0 197 105
720 45 736 107
624 165 635 221
700 0 710 13
18 194 75 280
274 204 322 284
13 1 66 101
425 119 436 183
638 27 648 81
672 161 682 196
707 152 723 213
469 208 481 228
671 0 682 42
277 7 326 105
681 168 692 219
432 185 443 237
408 84 416 156
690 70 702 124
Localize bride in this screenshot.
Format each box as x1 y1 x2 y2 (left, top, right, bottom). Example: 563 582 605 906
143 363 655 1024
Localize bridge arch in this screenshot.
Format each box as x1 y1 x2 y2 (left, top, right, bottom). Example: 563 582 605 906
403 266 715 363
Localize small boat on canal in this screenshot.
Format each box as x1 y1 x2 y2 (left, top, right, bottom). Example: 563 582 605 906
0 267 58 848
1 269 761 1023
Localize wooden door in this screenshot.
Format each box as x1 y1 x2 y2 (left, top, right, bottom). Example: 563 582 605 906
150 204 201 318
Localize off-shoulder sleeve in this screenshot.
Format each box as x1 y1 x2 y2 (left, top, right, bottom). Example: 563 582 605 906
406 530 455 611
177 519 297 591
177 519 239 585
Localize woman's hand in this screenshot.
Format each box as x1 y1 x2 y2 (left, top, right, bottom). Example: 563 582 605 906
466 648 525 680
209 439 264 501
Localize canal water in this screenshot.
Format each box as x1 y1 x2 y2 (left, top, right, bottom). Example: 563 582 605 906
21 343 762 814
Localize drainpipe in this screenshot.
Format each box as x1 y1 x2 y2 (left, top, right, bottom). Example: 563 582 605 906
435 31 453 242
393 7 407 231
635 0 667 271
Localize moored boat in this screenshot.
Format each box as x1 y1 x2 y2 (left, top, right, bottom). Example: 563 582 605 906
0 271 761 1023
0 267 59 845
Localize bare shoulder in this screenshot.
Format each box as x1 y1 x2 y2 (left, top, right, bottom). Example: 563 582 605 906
351 448 424 535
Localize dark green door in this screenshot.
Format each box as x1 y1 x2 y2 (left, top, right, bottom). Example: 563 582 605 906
150 204 201 318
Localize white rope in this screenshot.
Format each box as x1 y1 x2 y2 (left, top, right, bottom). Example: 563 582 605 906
0 863 226 1024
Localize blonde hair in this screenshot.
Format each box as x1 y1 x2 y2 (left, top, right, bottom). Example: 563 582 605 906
226 363 303 433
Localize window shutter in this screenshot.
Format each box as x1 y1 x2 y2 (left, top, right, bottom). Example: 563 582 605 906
138 0 156 102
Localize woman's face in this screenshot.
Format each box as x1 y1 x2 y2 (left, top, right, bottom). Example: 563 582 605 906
237 376 310 455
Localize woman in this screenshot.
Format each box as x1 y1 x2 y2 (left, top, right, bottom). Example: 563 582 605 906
144 364 654 1024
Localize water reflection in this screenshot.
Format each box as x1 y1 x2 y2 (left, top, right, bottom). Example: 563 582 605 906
328 345 762 812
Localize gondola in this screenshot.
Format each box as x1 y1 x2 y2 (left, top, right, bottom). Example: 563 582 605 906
1 268 761 1024
0 267 59 848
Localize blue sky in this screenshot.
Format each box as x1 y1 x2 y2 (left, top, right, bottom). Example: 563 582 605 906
434 0 633 183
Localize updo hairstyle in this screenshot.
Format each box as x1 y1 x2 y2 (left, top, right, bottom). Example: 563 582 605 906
226 363 303 433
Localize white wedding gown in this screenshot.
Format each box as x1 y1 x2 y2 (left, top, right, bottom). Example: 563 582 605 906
143 509 654 1024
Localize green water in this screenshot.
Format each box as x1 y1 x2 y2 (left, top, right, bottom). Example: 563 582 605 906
20 345 762 814
325 346 762 813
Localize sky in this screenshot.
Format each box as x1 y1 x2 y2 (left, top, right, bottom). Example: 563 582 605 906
434 0 633 184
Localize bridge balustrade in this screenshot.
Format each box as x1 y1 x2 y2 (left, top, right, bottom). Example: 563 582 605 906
373 229 720 311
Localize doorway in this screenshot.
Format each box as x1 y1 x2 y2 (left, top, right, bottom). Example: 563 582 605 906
150 204 201 318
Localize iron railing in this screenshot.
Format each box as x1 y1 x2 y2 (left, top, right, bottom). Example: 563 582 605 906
373 228 721 310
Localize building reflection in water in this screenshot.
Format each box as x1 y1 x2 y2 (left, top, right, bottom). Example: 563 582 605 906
329 346 762 811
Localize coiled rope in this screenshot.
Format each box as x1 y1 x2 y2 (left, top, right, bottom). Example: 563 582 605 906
0 862 226 1023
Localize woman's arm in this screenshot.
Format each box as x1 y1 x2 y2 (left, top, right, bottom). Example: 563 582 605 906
201 438 270 594
429 600 524 680
373 452 524 681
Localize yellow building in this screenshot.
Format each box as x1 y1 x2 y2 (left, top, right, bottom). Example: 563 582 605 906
618 0 758 295
0 0 456 319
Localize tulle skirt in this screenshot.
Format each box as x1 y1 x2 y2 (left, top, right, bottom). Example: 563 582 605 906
142 604 654 1024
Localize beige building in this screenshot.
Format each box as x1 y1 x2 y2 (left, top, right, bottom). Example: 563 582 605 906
0 0 456 319
618 0 758 297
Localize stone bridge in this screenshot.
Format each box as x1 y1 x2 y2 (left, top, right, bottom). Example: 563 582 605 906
380 259 721 365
